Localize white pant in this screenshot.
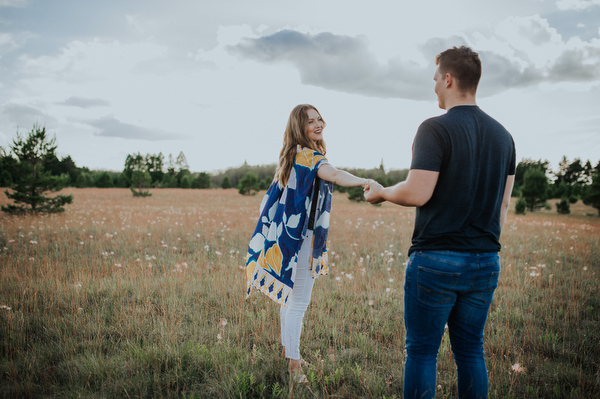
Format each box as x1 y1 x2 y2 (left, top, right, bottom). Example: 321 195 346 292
280 233 315 360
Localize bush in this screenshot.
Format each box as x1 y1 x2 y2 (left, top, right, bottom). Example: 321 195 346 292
347 186 365 202
221 176 231 189
556 198 570 214
180 175 192 189
95 172 114 188
515 197 527 215
569 195 579 204
238 172 258 195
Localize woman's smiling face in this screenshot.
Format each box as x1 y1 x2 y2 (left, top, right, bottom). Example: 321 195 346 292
305 108 324 142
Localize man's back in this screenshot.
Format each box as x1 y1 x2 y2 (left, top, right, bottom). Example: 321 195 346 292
409 105 516 255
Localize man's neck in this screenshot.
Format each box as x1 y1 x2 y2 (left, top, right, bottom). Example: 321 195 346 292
444 93 477 111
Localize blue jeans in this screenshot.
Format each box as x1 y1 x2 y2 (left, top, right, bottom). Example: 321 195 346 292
403 251 500 399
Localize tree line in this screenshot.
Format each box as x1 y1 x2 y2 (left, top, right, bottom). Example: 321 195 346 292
1 125 599 215
513 158 600 215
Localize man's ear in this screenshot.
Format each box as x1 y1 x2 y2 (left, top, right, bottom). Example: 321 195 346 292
445 73 453 89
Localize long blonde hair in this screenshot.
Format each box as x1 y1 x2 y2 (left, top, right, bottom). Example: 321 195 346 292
274 104 327 187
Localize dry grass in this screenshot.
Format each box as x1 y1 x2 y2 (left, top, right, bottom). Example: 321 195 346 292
0 188 598 398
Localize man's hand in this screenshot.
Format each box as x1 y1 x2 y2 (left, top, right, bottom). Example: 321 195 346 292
364 180 385 204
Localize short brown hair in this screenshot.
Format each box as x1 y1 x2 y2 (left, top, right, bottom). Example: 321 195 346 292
435 46 481 94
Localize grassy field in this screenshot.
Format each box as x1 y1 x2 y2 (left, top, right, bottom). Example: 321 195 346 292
0 188 598 398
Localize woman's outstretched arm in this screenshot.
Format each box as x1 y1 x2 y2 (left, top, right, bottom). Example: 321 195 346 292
317 164 367 188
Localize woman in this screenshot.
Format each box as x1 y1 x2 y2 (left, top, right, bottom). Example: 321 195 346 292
245 104 368 381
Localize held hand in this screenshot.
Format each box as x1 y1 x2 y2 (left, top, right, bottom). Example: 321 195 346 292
364 180 385 204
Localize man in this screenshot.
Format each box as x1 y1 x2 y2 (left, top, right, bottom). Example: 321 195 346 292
364 46 516 399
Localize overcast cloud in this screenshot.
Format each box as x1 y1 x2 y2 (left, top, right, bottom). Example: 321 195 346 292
0 0 598 172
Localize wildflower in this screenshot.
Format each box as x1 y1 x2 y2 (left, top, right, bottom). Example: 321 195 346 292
89 235 94 239
386 288 391 292
29 257 34 261
215 251 222 256
218 318 228 327
80 241 84 245
346 273 354 280
511 363 526 373
115 263 122 267
335 276 342 281
29 240 37 244
8 240 15 243
74 283 82 288
389 278 394 283
368 300 374 306
0 305 11 310
583 266 588 271
204 245 210 251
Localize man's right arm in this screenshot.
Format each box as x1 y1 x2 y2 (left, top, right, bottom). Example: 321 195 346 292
365 169 439 207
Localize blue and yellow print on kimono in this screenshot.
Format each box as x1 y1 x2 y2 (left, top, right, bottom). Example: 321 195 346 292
245 146 333 306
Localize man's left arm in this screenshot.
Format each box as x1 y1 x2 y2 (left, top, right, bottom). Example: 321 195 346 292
500 174 515 231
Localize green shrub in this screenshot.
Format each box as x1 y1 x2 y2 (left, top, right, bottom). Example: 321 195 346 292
556 197 570 214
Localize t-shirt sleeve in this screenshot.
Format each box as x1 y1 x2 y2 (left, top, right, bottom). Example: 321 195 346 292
410 121 445 172
508 136 516 175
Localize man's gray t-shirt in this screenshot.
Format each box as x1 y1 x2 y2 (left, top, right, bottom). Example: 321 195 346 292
409 105 516 256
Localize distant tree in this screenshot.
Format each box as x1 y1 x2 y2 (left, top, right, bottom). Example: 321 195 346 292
258 178 270 191
0 149 17 187
2 125 73 213
193 172 211 189
515 159 550 195
146 153 164 185
116 173 130 188
238 172 259 195
221 175 231 189
521 168 549 212
161 173 178 188
75 172 93 188
180 175 192 189
582 164 600 216
130 171 152 197
95 172 114 188
123 153 145 184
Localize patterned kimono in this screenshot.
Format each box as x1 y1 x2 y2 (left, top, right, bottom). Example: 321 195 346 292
245 146 333 306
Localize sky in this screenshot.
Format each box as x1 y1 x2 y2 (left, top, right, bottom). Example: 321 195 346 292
0 0 599 174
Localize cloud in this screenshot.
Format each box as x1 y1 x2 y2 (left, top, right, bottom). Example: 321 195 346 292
229 22 600 100
555 0 600 10
0 0 27 7
1 103 58 129
58 97 110 108
228 29 433 100
87 116 187 141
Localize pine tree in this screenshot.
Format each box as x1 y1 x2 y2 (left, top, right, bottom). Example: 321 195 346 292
2 125 73 213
